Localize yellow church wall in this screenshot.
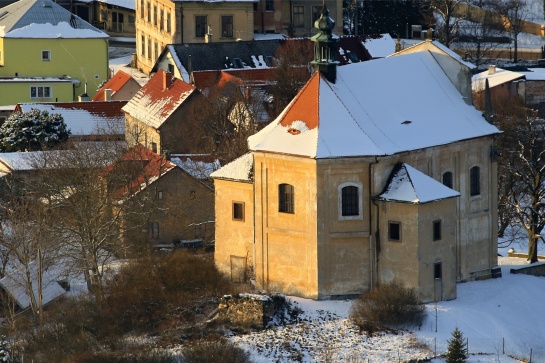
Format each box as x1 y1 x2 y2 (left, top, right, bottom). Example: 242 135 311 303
214 178 255 282
253 152 319 298
0 38 108 99
315 158 372 298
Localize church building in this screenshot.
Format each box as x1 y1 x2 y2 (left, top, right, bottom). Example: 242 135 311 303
211 6 501 302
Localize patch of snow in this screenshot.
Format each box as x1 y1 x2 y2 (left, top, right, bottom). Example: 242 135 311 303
211 153 253 181
364 33 396 58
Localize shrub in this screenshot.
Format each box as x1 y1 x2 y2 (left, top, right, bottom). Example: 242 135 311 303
445 327 467 363
182 340 251 363
68 350 177 363
349 279 425 334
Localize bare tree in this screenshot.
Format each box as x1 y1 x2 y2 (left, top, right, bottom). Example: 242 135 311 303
495 96 545 263
421 0 470 48
496 0 528 63
457 0 509 67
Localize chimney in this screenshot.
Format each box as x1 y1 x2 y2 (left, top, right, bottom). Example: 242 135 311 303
78 83 90 101
488 65 496 75
104 88 112 101
162 71 170 90
395 35 401 53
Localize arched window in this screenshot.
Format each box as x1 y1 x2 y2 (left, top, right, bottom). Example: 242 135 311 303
338 182 363 220
278 183 294 213
470 166 480 196
442 171 453 189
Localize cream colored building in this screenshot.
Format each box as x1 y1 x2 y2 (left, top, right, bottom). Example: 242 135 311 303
135 0 255 74
212 9 500 302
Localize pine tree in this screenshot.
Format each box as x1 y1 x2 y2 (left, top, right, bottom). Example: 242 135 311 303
0 109 70 152
445 327 467 363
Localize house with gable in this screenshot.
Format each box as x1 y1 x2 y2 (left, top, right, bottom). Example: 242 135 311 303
0 0 109 105
93 70 142 101
106 145 214 251
211 6 501 302
122 69 206 155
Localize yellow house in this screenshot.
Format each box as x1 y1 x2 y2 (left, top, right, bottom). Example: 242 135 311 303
0 0 109 105
135 0 255 74
0 76 74 105
212 7 501 302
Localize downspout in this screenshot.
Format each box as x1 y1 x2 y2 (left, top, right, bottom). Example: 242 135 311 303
181 5 185 44
369 156 379 290
261 0 264 33
252 157 257 288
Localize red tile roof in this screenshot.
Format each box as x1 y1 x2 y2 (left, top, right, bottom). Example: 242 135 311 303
278 72 320 130
122 70 197 129
93 70 136 101
15 100 127 117
106 145 177 199
192 68 276 90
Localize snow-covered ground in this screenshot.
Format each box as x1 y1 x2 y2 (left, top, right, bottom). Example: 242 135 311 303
232 256 545 363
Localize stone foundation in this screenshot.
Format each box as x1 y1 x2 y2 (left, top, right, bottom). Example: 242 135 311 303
217 293 285 329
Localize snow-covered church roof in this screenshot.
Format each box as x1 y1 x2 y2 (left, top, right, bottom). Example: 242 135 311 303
0 0 108 38
210 153 253 181
248 51 499 159
376 163 460 204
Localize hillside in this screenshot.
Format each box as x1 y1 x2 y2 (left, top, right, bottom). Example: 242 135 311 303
231 256 544 362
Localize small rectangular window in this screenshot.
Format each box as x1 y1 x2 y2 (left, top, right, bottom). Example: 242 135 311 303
279 183 294 213
140 34 145 55
157 191 163 200
146 2 151 22
166 11 171 32
434 262 442 279
153 5 157 26
147 37 151 60
149 222 159 239
129 15 135 24
159 9 163 30
470 166 481 196
30 86 52 99
189 190 196 199
265 0 274 11
312 5 321 23
151 141 157 153
140 0 144 18
42 50 51 61
195 15 207 37
233 202 244 221
293 6 304 27
433 220 441 241
221 15 233 38
388 221 401 241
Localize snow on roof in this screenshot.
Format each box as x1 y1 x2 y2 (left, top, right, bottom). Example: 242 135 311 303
0 261 66 310
393 39 475 69
519 68 545 81
253 33 286 41
16 101 126 136
376 163 460 204
364 33 395 58
0 0 107 38
472 67 525 91
122 70 196 129
249 51 499 159
170 154 220 179
211 153 253 181
0 152 38 171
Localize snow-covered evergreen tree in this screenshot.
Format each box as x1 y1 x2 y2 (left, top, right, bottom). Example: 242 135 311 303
0 109 70 152
0 336 12 363
446 327 467 363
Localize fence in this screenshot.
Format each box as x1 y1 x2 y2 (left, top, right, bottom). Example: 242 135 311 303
417 335 543 362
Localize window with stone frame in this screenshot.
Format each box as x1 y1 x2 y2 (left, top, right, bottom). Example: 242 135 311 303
433 220 441 241
442 171 453 189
